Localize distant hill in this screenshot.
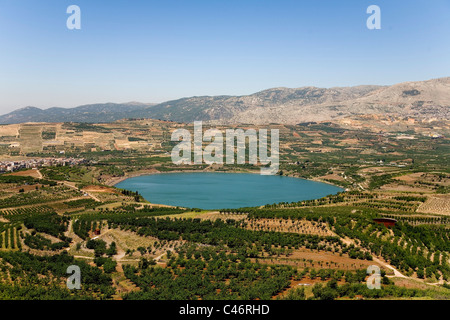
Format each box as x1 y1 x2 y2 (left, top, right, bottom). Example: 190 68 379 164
1 77 449 125
127 85 384 123
0 103 155 124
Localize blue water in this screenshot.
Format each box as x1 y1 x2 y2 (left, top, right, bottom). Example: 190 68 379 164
115 172 343 210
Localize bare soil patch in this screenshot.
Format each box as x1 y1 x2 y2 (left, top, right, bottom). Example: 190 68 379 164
257 248 383 271
417 195 450 215
246 218 335 237
82 185 117 193
320 173 346 182
196 211 247 221
6 169 41 179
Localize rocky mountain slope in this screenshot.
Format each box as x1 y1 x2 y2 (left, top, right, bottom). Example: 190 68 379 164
1 78 449 125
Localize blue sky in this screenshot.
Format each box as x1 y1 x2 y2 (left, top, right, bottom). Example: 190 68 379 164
0 0 449 113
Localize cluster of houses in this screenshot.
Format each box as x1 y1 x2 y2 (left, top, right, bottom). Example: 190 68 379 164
0 158 87 173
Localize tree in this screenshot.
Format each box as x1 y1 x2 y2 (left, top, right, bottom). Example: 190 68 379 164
416 268 424 279
137 246 147 256
312 283 338 300
283 287 306 300
103 259 117 273
86 239 107 257
106 242 117 257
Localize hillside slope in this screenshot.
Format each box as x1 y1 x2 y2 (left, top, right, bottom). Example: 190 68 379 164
1 78 449 124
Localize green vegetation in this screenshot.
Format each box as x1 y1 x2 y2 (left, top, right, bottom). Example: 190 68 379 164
0 175 37 184
24 212 70 239
0 119 448 300
124 247 294 300
24 233 70 251
0 251 114 299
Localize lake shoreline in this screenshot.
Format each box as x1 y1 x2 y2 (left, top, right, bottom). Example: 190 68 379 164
106 168 345 191
107 169 345 209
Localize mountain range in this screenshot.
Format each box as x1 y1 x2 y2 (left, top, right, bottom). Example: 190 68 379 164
1 77 449 125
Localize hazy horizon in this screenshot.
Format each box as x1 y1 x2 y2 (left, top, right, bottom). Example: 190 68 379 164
5 75 450 116
3 80 388 114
